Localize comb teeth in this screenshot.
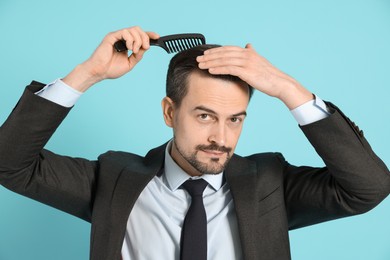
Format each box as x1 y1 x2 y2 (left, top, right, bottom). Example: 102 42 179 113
164 37 205 54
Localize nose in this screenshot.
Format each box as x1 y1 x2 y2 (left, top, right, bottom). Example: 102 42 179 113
208 122 226 146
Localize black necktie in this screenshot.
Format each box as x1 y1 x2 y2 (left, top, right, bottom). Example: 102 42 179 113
180 179 208 260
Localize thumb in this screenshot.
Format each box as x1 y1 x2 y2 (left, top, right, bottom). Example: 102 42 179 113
128 48 146 69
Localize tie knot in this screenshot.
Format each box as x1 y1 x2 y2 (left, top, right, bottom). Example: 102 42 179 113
182 179 208 197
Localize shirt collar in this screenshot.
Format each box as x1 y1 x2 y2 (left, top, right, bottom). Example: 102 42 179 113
163 140 224 192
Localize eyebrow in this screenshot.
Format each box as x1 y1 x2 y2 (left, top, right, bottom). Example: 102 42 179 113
194 106 247 117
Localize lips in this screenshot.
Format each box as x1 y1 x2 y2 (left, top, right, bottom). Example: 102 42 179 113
196 144 232 155
200 149 226 157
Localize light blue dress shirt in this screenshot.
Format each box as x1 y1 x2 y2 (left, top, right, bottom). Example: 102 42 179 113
36 79 329 259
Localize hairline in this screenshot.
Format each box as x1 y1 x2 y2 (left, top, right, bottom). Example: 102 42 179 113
173 69 252 108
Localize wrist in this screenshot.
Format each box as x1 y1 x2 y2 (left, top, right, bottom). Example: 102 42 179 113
277 80 313 110
62 62 102 92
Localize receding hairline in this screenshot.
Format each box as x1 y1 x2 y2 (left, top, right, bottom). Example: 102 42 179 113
187 69 251 98
173 70 252 112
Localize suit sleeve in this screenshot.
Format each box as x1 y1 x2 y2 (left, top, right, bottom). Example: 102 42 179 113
0 81 97 222
283 102 390 229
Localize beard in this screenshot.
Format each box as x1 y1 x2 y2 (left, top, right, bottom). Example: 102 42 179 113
173 139 233 175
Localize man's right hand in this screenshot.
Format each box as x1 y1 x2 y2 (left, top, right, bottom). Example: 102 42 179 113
63 26 159 92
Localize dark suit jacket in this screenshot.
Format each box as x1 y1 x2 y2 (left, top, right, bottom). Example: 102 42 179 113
0 82 389 260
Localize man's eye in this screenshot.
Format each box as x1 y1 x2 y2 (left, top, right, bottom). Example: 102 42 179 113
230 117 241 123
199 114 209 120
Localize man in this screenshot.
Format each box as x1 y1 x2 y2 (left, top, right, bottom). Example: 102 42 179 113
0 26 389 260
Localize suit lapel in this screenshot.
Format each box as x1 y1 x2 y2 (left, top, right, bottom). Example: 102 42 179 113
93 143 167 260
225 153 291 260
225 154 258 259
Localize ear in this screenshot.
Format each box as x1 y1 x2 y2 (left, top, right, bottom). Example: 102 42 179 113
161 96 175 128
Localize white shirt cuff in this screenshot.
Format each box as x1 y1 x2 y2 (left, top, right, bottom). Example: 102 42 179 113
290 95 330 126
35 79 82 107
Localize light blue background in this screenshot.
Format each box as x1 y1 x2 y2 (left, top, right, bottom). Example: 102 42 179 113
0 0 389 259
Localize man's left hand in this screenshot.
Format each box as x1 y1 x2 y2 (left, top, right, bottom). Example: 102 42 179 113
196 44 313 109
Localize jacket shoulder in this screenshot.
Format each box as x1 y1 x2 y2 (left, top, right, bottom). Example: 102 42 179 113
243 152 287 166
98 150 145 168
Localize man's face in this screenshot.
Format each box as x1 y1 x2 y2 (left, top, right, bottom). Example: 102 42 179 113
162 71 250 176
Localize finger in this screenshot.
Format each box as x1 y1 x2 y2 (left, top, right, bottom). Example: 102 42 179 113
198 56 247 70
245 43 254 50
113 29 134 52
146 31 160 40
134 26 152 50
198 49 246 61
198 48 247 63
197 46 238 61
129 28 143 54
203 46 245 55
208 65 245 77
198 49 249 69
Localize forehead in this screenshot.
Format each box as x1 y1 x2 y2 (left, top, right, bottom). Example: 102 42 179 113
182 71 249 114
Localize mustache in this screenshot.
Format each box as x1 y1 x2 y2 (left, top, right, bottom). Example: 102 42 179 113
196 143 232 154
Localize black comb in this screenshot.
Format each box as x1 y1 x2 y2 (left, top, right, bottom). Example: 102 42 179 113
114 33 206 54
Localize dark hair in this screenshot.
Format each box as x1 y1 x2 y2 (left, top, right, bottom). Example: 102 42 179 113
166 44 254 107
